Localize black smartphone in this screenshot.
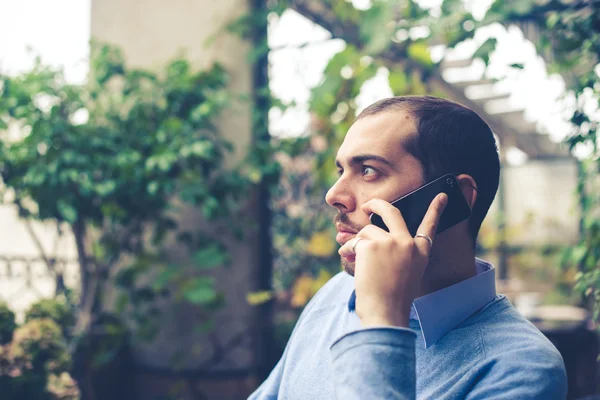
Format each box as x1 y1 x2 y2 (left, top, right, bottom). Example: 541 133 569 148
370 174 472 236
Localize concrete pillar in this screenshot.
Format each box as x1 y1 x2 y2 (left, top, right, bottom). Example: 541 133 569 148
91 1 264 398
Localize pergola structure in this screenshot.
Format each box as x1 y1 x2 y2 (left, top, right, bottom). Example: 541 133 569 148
288 0 570 160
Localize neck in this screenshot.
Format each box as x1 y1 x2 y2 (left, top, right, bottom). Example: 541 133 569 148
418 231 477 297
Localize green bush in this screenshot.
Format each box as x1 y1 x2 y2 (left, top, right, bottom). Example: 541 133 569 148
0 304 79 399
11 319 71 374
26 300 75 339
0 302 17 345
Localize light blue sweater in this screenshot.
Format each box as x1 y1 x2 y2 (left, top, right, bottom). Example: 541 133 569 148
249 262 567 399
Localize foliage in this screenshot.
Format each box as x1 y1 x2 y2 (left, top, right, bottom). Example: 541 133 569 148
473 0 600 324
266 0 478 314
270 138 340 295
10 319 71 374
0 302 17 345
0 42 260 372
267 0 593 331
0 300 78 400
26 299 75 340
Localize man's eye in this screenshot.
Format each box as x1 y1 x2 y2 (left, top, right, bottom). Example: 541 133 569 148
337 169 343 176
362 166 378 176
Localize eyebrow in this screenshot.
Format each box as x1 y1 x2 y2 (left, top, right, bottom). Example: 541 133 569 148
335 154 395 169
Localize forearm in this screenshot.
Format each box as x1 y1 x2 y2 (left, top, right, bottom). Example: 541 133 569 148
330 327 417 400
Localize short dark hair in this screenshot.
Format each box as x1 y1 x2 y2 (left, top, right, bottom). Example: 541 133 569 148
357 95 500 242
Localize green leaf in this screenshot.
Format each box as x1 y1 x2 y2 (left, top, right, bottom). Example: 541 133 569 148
191 103 213 120
360 2 397 55
441 0 463 15
407 42 433 69
570 245 588 266
94 180 117 196
147 181 159 195
388 70 408 94
473 38 497 66
546 12 560 29
152 268 177 291
509 63 524 69
180 140 214 158
146 152 178 172
192 244 231 269
512 0 534 15
57 200 77 223
226 14 254 37
92 242 107 260
245 166 262 183
310 46 359 115
183 277 218 305
202 196 220 219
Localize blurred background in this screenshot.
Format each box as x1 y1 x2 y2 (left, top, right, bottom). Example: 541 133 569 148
0 0 598 399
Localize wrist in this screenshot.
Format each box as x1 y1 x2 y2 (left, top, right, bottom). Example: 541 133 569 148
356 296 414 328
360 312 410 328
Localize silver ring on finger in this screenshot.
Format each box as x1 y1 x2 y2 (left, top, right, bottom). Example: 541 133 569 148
351 237 363 254
415 233 433 247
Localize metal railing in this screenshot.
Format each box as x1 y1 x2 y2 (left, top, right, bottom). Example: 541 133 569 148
0 255 79 319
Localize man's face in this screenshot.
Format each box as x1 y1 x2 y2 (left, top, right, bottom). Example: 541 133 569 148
326 110 425 275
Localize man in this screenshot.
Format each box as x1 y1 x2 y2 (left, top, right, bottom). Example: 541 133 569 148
250 96 567 399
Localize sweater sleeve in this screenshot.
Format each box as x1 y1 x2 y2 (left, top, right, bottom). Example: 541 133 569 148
330 327 418 400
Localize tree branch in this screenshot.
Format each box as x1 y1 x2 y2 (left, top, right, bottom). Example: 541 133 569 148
270 38 334 52
197 331 248 370
288 0 361 43
17 203 55 274
51 224 68 296
72 219 90 304
287 0 568 159
483 0 592 25
51 223 63 260
70 218 99 353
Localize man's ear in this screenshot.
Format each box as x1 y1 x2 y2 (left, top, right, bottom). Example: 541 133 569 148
456 174 477 209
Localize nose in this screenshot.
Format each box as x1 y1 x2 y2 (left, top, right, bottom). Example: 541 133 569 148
325 176 356 213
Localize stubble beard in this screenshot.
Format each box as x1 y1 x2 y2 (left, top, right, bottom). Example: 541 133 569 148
342 258 355 276
334 212 363 277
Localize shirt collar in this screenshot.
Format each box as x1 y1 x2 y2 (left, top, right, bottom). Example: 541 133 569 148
347 258 496 348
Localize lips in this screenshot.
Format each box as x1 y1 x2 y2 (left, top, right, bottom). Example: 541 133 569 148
336 225 357 245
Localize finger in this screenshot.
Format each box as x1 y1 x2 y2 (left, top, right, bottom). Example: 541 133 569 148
338 225 388 257
339 236 367 257
362 198 409 235
358 224 389 240
414 193 448 254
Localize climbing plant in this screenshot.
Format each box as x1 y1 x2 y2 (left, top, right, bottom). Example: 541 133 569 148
262 0 484 310
478 0 600 324
262 0 595 329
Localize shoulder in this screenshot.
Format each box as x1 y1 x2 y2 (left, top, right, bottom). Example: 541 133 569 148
303 271 354 314
476 297 563 359
288 271 354 330
285 271 354 341
469 297 567 398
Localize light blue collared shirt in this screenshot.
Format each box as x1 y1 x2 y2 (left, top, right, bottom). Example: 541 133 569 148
249 258 567 399
347 258 496 347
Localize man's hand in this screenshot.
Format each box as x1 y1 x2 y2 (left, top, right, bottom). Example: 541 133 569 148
339 193 448 328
